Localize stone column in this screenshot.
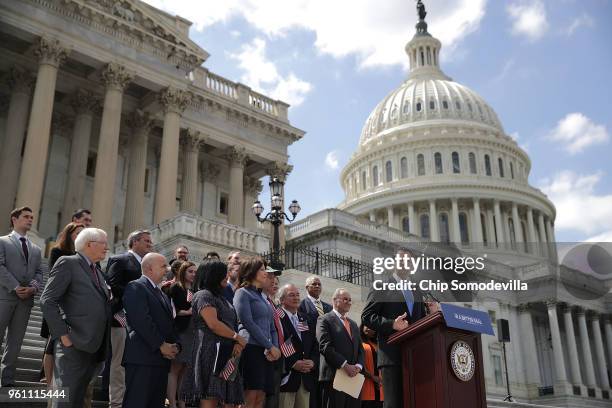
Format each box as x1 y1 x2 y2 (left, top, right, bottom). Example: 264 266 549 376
181 129 203 214
0 67 34 223
429 200 439 241
546 301 568 385
227 146 248 226
201 163 220 219
266 162 293 247
561 304 583 386
122 110 153 234
387 206 394 229
576 308 597 388
408 202 416 235
472 198 483 247
15 38 68 221
546 218 557 262
154 87 191 224
512 202 524 246
590 313 609 389
518 304 542 397
451 198 461 243
527 207 537 254
244 177 263 230
60 89 99 227
91 63 132 235
369 211 376 223
486 207 496 246
605 317 612 382
538 212 548 257
493 200 504 246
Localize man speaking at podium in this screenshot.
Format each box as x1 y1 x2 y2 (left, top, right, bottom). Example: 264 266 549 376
362 246 436 408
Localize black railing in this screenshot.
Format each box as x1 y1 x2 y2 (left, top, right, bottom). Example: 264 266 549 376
261 246 374 287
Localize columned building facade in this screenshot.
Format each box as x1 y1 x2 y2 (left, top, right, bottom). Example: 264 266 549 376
0 0 304 255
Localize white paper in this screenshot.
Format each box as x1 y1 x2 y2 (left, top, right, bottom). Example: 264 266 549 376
332 368 365 399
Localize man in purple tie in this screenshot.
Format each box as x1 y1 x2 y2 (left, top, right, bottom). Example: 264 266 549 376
0 206 43 386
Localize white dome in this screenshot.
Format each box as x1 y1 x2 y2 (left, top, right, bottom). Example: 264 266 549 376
359 77 504 147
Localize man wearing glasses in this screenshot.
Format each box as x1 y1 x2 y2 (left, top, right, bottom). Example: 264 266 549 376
41 228 112 408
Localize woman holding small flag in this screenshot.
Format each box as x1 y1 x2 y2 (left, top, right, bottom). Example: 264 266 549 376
181 260 246 407
234 257 281 408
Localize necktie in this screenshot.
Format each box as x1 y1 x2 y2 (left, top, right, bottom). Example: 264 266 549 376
314 299 324 316
19 237 29 262
90 264 100 289
269 299 284 344
402 289 414 316
291 314 301 340
342 316 352 338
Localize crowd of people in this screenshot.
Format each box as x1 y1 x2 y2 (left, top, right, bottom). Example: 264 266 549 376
1 206 438 408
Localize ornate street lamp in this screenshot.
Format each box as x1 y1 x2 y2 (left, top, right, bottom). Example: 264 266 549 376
252 177 301 271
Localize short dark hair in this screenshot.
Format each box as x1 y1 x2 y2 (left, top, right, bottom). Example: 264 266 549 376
71 209 91 221
127 230 150 249
198 260 228 295
10 206 32 227
204 251 220 260
239 256 265 287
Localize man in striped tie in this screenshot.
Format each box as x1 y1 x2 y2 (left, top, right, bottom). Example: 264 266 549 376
298 276 332 408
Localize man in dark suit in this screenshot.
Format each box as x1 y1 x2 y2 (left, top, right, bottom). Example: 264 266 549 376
122 252 179 408
40 228 111 408
222 250 240 303
361 247 436 408
279 284 318 408
0 206 43 386
298 276 332 408
317 288 364 408
105 230 152 408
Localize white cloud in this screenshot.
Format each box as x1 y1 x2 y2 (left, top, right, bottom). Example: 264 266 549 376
143 0 487 69
325 151 340 170
510 131 520 141
229 38 312 106
586 231 612 243
547 112 609 154
539 171 612 236
565 13 594 36
507 0 549 41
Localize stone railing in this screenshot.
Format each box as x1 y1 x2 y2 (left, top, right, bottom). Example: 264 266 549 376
113 213 269 258
190 67 289 122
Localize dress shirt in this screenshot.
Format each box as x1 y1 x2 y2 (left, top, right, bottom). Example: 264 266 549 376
128 250 143 264
331 309 362 370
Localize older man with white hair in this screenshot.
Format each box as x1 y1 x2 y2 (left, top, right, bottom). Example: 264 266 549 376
41 228 112 408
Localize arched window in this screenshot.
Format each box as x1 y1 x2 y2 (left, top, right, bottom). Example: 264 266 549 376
385 161 393 182
420 48 425 66
403 101 410 114
361 171 367 190
372 166 379 186
439 213 450 243
459 212 469 243
420 214 430 239
402 217 410 233
429 100 435 110
417 154 425 175
455 101 461 110
484 155 492 176
510 162 514 179
498 158 504 178
400 157 408 178
469 152 477 174
467 102 473 112
481 213 488 245
452 152 460 173
426 46 431 64
442 100 449 110
434 152 443 174
416 102 422 112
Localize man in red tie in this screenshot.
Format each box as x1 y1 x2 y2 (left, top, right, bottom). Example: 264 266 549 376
316 289 364 408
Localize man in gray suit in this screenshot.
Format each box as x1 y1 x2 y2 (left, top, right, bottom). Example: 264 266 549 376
41 228 111 407
0 206 43 386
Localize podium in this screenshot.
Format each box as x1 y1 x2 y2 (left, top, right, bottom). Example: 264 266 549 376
388 311 487 408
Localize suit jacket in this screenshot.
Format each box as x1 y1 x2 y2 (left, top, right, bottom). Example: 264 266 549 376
316 311 364 382
105 251 141 327
0 232 43 301
279 310 318 393
122 276 178 369
40 253 111 356
299 297 332 327
361 274 427 368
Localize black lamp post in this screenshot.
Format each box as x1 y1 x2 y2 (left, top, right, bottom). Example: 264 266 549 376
252 176 301 271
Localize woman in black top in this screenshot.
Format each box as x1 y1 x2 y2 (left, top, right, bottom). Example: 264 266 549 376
167 261 197 408
40 222 84 383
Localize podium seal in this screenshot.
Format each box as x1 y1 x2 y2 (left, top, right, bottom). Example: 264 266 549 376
450 340 475 381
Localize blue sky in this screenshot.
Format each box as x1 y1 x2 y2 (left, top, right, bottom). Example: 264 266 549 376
144 0 612 243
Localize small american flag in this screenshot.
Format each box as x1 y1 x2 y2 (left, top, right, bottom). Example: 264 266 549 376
280 340 296 357
186 290 193 302
297 321 309 332
274 306 285 319
114 310 128 328
221 358 236 380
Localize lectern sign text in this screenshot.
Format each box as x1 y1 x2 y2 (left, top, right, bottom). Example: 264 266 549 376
450 340 476 382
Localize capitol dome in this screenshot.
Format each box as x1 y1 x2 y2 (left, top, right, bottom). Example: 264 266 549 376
339 10 556 254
